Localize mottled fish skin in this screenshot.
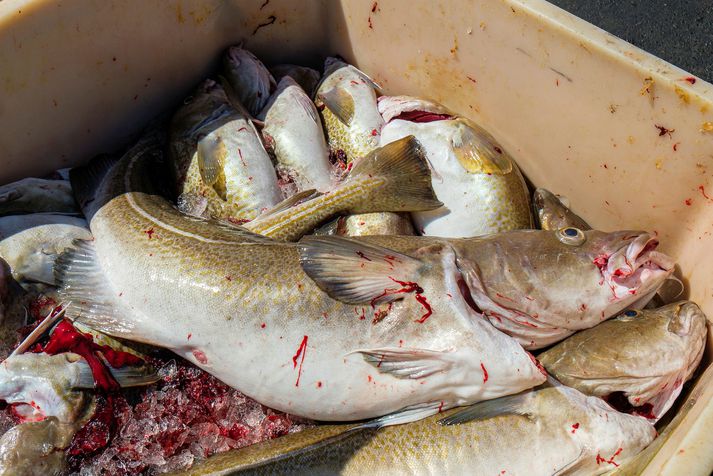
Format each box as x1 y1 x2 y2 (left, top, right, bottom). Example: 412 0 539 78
533 188 591 231
315 58 384 162
182 384 656 476
315 213 415 237
0 214 91 285
222 46 276 117
0 417 77 476
379 96 532 237
169 79 282 222
449 229 675 349
0 178 77 216
540 301 707 421
59 135 545 422
269 64 321 97
260 76 333 193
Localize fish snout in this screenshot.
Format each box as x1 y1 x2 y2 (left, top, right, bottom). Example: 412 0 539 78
668 301 707 338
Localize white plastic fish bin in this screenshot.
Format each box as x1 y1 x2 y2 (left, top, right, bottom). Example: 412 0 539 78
2 0 713 474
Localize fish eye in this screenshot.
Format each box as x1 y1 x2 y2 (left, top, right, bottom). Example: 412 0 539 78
624 310 639 317
556 227 586 246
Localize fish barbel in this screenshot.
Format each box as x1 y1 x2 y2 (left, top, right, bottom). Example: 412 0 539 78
58 131 545 423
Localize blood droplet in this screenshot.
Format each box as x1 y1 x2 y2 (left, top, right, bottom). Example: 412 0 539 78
292 336 308 387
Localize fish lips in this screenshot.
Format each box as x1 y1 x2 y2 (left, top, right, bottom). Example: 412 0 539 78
604 233 674 295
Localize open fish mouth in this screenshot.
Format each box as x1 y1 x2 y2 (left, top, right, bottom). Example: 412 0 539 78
598 234 674 297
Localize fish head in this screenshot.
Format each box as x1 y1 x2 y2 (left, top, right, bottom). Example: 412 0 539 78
0 353 89 425
452 229 674 347
223 46 276 115
532 188 590 231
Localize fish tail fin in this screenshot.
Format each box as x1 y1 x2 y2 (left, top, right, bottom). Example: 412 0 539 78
345 136 442 214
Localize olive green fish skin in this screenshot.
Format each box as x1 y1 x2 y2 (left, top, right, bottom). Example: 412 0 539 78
179 385 656 476
0 418 75 476
62 136 545 422
533 188 591 231
540 301 707 421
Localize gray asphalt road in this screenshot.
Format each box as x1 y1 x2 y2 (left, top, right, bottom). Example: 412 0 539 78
549 0 713 82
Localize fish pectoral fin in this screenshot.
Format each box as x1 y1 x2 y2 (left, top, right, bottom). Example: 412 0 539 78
294 90 321 124
356 401 445 429
552 448 587 476
55 239 139 341
317 87 355 126
450 120 513 175
298 235 425 304
354 347 454 379
75 361 160 389
196 136 228 201
438 391 534 426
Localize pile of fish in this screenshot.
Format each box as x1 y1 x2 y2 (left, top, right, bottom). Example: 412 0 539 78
0 46 706 476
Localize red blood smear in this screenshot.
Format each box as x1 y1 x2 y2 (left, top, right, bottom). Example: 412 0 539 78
292 336 308 387
371 1 378 12
596 447 623 467
457 278 481 313
414 294 433 323
144 228 156 239
527 353 548 377
356 251 372 261
571 422 580 433
68 395 116 455
392 110 453 123
684 76 697 84
604 392 656 419
685 198 693 206
698 185 713 201
36 320 141 392
480 362 489 383
593 255 609 272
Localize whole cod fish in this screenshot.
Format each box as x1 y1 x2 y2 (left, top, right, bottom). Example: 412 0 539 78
540 301 707 421
379 95 532 237
222 46 276 117
315 58 384 162
0 178 78 216
169 79 282 222
259 76 333 193
181 383 656 476
0 214 91 285
243 136 441 241
58 132 546 423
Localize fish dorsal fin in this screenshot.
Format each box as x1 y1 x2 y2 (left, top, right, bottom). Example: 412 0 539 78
196 135 228 200
258 189 321 218
450 119 513 175
55 239 138 340
317 87 355 126
438 391 534 425
298 235 424 304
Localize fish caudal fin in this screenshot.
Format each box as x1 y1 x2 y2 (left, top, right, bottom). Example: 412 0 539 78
298 235 425 304
55 239 138 341
346 136 442 214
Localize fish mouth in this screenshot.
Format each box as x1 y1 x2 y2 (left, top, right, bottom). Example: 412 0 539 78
598 234 674 297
